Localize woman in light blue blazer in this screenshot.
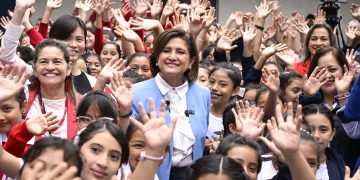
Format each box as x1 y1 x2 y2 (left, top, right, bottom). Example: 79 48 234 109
132 29 210 180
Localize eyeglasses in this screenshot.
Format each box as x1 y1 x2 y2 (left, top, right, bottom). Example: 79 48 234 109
77 116 115 126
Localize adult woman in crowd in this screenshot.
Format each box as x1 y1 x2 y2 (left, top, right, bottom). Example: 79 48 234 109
294 24 336 76
132 28 211 180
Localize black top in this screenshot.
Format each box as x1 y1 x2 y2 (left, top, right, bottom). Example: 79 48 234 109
74 71 92 94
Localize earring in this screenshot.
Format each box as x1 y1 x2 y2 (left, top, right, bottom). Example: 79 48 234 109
156 63 158 66
188 66 192 70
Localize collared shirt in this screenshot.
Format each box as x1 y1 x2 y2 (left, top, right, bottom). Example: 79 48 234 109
155 74 195 167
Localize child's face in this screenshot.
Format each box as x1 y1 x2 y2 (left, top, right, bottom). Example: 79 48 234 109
80 130 122 180
299 140 319 174
284 79 304 103
0 96 22 134
196 68 209 87
20 148 65 179
208 69 237 106
127 56 152 80
128 129 146 171
77 103 101 129
256 92 283 110
306 113 335 153
227 145 259 180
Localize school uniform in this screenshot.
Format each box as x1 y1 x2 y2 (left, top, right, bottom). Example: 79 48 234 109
132 74 210 180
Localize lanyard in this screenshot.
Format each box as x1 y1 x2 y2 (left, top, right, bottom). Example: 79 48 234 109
38 95 68 134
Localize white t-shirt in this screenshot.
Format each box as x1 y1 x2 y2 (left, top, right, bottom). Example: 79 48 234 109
207 113 223 140
117 163 159 180
316 163 329 180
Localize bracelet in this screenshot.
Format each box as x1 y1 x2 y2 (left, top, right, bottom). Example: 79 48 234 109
118 109 133 118
335 93 350 100
140 151 164 161
255 25 264 31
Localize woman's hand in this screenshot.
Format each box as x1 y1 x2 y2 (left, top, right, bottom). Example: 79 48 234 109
203 7 216 29
25 112 59 136
345 49 358 65
241 23 256 44
149 0 163 19
112 8 130 29
130 99 177 156
46 0 62 10
0 16 11 30
255 0 273 20
91 0 105 15
130 17 161 31
260 136 286 163
335 65 354 95
232 100 265 139
303 67 329 96
266 102 302 154
260 43 287 58
161 0 178 18
0 64 30 102
109 72 134 114
314 9 326 25
114 24 141 43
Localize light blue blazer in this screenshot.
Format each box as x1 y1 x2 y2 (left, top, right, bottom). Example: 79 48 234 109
132 78 210 180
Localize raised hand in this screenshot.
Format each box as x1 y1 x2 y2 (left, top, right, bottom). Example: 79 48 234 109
216 28 241 52
241 23 256 44
314 9 326 25
232 100 265 139
278 15 289 32
261 66 280 93
112 8 130 29
130 99 177 154
149 0 163 19
26 161 80 180
98 57 127 81
171 14 189 32
260 135 286 163
261 43 287 58
47 0 62 9
255 0 273 20
188 9 205 37
345 26 358 42
0 16 11 30
194 0 209 14
272 0 281 21
335 65 354 95
130 17 161 31
120 2 131 17
275 48 296 67
90 0 105 15
303 67 328 96
109 72 133 112
346 49 358 65
133 0 149 17
351 3 360 20
266 102 303 153
297 23 309 35
114 24 141 43
203 7 216 29
0 64 30 102
233 11 244 27
161 0 178 18
25 112 59 136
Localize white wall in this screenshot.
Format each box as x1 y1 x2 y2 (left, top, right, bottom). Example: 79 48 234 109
31 0 358 29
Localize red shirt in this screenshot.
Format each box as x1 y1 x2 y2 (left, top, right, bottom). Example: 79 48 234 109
294 59 311 76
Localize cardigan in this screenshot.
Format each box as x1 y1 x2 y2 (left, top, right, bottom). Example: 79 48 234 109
132 78 210 180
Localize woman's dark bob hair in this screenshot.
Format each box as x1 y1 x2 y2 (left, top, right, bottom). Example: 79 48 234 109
49 15 86 41
150 29 199 82
78 119 129 164
186 154 248 180
19 137 83 177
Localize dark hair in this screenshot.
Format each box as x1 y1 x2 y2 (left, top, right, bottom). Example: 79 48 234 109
264 61 283 73
81 51 102 74
279 71 303 102
307 47 349 77
123 69 145 84
223 99 238 137
254 87 269 105
103 29 115 41
150 29 199 82
306 14 316 20
76 91 119 120
300 130 320 167
201 44 216 61
16 46 33 64
209 62 242 89
101 41 122 58
186 155 248 180
20 137 82 177
199 59 214 70
215 134 262 173
78 119 129 164
49 15 86 41
302 24 336 63
31 39 78 104
302 104 335 129
125 52 150 66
